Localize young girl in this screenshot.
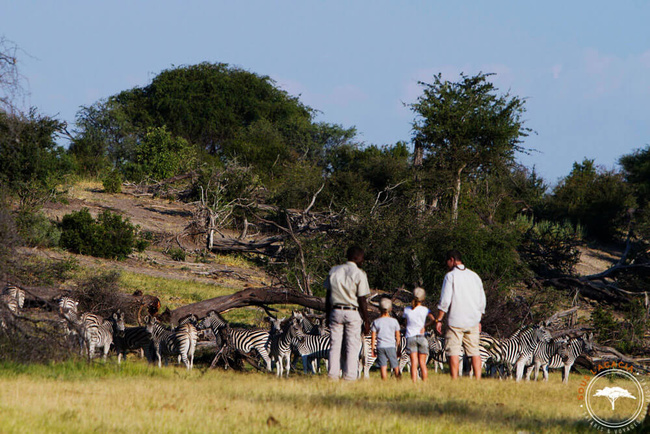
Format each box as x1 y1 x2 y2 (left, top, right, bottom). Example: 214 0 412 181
403 287 435 383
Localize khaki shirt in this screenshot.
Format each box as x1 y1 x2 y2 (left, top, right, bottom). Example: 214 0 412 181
325 261 370 307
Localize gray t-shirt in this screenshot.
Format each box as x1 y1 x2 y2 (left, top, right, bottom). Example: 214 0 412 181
371 316 400 348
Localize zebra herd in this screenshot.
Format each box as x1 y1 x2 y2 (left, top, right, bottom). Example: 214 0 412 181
0 285 595 381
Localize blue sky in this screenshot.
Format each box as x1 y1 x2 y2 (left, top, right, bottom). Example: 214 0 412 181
2 1 649 184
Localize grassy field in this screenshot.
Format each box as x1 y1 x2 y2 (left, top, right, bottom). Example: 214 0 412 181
0 360 627 433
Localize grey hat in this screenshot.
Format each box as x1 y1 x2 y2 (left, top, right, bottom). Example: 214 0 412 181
413 287 426 301
379 298 393 312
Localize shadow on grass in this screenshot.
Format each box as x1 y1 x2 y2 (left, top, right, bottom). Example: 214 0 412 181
270 392 593 432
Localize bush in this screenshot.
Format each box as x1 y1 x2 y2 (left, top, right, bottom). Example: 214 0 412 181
166 247 186 262
102 170 122 193
60 208 135 260
72 270 134 323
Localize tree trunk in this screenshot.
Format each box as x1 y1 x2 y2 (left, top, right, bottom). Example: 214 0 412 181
169 286 326 325
451 164 466 222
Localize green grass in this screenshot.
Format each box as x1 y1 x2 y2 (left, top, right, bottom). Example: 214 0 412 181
120 271 235 311
0 359 617 433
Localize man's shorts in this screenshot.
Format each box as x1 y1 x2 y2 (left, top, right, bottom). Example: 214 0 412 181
406 335 429 355
445 325 480 357
376 347 398 368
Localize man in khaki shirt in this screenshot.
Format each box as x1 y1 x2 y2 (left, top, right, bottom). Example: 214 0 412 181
325 246 371 380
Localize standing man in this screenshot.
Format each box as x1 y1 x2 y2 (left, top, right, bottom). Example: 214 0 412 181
325 246 371 381
435 249 486 379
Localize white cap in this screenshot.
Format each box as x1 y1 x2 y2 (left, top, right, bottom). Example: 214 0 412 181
413 287 426 301
379 298 393 312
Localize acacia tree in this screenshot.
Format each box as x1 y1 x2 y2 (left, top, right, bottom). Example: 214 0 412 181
409 72 531 221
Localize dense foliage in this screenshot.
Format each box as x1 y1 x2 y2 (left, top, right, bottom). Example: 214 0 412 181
60 208 136 260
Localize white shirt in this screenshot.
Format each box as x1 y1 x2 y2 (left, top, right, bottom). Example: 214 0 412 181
403 305 430 338
324 261 370 307
437 265 486 328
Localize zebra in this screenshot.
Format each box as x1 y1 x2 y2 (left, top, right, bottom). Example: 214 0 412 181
291 311 327 336
197 310 272 371
77 311 125 360
492 324 552 381
3 285 24 309
57 296 78 314
358 334 376 378
0 293 18 329
292 332 331 374
113 325 154 363
145 316 197 370
268 317 304 377
523 336 570 382
529 333 594 383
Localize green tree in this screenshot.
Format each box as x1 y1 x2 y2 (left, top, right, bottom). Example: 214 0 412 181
128 126 196 181
547 159 634 241
620 145 650 208
0 109 72 211
409 72 531 221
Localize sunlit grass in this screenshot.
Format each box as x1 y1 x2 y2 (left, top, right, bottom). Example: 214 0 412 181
0 359 611 433
120 271 235 311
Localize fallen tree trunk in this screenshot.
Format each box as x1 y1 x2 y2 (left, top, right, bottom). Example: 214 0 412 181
209 236 285 256
169 286 326 325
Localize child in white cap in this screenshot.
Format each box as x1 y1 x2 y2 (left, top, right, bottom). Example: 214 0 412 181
371 297 401 380
403 287 435 382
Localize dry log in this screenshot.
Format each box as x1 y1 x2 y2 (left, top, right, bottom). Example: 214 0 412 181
209 236 285 256
169 286 326 325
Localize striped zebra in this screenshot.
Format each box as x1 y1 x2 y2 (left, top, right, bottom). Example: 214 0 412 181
197 310 272 371
77 311 125 360
359 334 376 378
0 293 18 329
57 296 78 314
268 317 304 377
527 333 594 383
3 284 24 309
292 311 327 336
145 316 197 370
490 324 551 381
113 325 154 363
292 332 331 374
523 336 569 382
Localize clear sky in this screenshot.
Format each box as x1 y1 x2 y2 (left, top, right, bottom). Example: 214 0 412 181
2 1 649 185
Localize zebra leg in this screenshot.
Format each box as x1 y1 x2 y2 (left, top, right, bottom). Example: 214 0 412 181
543 365 549 381
563 364 571 384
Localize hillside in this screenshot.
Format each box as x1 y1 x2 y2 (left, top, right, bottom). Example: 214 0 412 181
35 180 273 321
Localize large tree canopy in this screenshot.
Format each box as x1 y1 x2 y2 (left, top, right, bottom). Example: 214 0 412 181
409 72 531 221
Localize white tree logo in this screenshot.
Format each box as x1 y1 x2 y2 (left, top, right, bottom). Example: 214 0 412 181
593 387 637 411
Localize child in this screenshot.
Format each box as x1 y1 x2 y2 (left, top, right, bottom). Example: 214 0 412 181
403 287 435 383
371 298 401 380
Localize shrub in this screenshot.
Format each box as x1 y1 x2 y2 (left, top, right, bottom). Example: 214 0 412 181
102 170 122 193
166 247 186 262
72 270 135 323
60 208 135 260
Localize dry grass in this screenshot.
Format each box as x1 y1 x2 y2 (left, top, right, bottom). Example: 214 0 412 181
0 360 616 433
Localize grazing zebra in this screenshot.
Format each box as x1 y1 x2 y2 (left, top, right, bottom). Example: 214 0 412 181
3 285 24 309
145 316 197 370
528 333 594 383
197 310 272 371
114 325 154 363
292 332 331 374
268 317 304 377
